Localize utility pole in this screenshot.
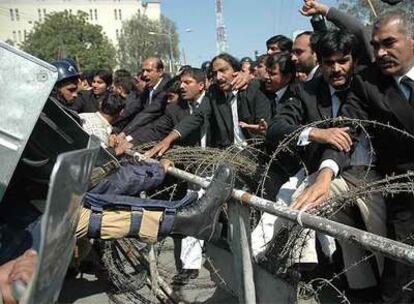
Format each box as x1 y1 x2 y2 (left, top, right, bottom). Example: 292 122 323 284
215 0 229 54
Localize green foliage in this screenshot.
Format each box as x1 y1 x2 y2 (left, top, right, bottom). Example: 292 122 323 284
338 0 414 25
21 11 116 70
117 13 180 73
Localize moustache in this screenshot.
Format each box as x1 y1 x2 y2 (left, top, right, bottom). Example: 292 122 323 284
378 56 397 65
330 72 346 79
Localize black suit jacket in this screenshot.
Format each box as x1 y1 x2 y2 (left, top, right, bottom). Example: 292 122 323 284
269 83 299 119
112 91 142 133
70 90 108 113
322 65 414 176
175 79 270 148
122 75 171 136
267 76 340 174
129 99 201 146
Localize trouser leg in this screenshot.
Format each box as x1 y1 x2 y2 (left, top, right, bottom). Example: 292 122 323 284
381 193 414 303
76 207 164 243
328 176 386 289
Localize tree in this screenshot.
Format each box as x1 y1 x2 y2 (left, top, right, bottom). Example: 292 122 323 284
117 14 180 73
338 0 414 25
21 11 116 70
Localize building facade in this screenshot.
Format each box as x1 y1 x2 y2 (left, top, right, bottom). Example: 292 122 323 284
0 0 160 47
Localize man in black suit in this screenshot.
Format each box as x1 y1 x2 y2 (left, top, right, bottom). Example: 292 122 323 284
298 10 414 303
110 57 171 147
145 53 270 156
256 30 386 294
119 68 207 148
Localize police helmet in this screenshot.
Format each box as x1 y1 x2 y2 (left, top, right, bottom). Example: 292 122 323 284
51 60 80 84
241 57 253 63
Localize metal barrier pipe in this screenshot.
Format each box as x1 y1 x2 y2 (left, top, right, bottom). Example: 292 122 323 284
126 151 414 266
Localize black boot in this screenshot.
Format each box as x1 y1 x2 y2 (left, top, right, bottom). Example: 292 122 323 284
171 164 235 241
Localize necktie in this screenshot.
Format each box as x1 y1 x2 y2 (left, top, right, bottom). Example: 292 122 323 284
272 93 279 115
400 76 414 105
335 90 348 104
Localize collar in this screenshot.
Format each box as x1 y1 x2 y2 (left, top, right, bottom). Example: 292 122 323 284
394 65 414 85
151 77 163 91
189 91 206 108
329 84 349 97
225 90 239 101
195 91 206 105
96 111 112 126
306 65 319 81
275 86 288 100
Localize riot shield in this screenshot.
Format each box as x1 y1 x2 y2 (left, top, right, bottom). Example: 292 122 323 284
20 136 100 304
0 41 57 201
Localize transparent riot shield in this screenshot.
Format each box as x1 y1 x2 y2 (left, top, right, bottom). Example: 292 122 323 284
19 136 100 304
0 41 57 201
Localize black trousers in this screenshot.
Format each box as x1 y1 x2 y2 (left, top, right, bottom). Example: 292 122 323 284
381 192 414 303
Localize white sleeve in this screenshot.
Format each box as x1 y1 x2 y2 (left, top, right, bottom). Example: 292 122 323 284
297 127 313 146
319 159 339 177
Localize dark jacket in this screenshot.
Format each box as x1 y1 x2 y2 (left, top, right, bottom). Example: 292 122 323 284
267 76 342 174
322 65 414 176
122 75 171 137
175 79 271 148
70 90 109 113
112 91 142 133
129 100 201 146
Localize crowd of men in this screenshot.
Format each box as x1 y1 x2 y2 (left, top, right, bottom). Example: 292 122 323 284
0 0 413 302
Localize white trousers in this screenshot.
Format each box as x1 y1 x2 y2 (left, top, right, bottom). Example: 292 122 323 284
181 236 204 270
251 169 386 289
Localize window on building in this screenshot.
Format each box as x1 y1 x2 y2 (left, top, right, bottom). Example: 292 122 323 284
38 9 42 21
94 9 98 20
89 9 93 20
114 9 117 20
43 9 46 17
12 31 17 42
116 29 119 39
9 9 14 21
24 30 27 40
18 30 22 42
15 9 20 21
69 9 72 14
118 9 122 20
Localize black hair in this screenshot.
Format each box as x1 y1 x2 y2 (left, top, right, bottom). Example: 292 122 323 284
180 67 207 84
165 76 182 94
211 53 241 72
113 76 136 94
266 51 296 76
114 69 131 80
94 69 113 87
314 30 358 62
80 70 95 87
266 35 293 52
256 54 269 65
100 93 125 116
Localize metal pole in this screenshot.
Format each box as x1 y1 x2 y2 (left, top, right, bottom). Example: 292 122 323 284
125 151 414 266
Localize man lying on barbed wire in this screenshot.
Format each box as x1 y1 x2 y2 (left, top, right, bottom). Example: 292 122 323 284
75 159 234 244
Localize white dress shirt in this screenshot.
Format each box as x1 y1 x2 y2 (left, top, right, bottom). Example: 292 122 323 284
228 90 247 146
149 78 163 105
